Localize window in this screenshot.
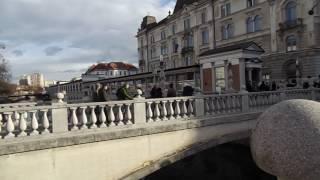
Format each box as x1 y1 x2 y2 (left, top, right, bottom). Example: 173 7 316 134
247 0 256 8
161 30 166 40
185 56 192 66
172 24 176 34
215 67 226 92
161 43 168 55
285 1 297 22
254 15 262 31
184 35 193 47
286 35 297 51
201 29 209 45
172 39 179 53
151 46 156 58
246 17 254 33
140 38 143 47
184 18 191 30
221 3 231 17
201 11 207 24
222 24 233 40
150 35 155 44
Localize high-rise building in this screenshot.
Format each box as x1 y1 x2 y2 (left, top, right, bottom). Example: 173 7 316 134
19 73 45 88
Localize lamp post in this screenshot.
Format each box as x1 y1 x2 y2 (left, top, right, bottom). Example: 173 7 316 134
159 55 166 88
309 0 320 15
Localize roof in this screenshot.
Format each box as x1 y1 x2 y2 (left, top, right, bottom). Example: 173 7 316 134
199 42 265 57
174 0 199 14
86 62 138 74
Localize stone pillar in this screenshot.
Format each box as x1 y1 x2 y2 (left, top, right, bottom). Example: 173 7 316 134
133 97 147 124
239 58 246 91
194 96 205 117
311 88 317 100
224 60 229 91
200 64 204 91
51 103 69 133
211 62 216 93
241 91 249 112
248 68 253 83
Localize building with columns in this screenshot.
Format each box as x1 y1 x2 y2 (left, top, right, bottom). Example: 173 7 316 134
137 0 320 93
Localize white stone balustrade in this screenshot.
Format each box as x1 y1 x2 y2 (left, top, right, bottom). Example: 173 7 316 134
0 88 319 140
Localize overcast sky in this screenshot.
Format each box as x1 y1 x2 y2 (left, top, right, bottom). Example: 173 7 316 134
0 0 175 82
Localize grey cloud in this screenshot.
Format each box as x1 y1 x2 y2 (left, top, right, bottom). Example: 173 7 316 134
12 50 23 56
44 46 63 56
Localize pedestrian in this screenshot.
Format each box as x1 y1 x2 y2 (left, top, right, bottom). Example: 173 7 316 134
156 87 163 98
93 83 107 102
182 83 194 96
116 84 133 100
150 85 158 98
167 83 177 97
259 81 267 91
271 81 277 91
314 75 320 88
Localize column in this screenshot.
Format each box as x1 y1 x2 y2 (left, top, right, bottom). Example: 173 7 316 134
200 64 204 91
224 60 229 91
248 68 253 83
239 58 246 90
211 62 216 93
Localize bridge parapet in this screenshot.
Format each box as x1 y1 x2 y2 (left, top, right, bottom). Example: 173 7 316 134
0 88 319 140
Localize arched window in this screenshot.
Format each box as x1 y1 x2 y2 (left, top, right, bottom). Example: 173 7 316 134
246 17 254 33
286 35 297 51
254 15 262 31
285 1 297 22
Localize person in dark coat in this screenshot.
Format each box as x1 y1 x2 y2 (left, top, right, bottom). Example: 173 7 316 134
93 83 107 102
167 83 177 97
150 85 158 98
156 88 163 98
116 84 133 100
182 84 194 96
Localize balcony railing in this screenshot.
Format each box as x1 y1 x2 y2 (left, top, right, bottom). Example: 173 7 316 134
181 46 194 55
0 88 319 140
279 18 303 31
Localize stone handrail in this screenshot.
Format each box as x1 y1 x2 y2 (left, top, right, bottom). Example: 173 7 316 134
0 88 319 140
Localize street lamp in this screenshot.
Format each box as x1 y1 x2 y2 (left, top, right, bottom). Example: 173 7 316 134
309 0 320 15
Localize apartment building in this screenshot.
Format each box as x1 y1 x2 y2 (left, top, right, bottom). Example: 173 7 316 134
137 0 320 93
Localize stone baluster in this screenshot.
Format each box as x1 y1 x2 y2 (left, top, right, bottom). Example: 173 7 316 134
18 112 27 137
146 102 153 122
125 104 132 125
99 106 107 128
90 106 97 129
30 111 39 136
154 101 161 122
117 104 124 126
13 111 20 126
70 108 79 131
168 100 174 120
182 100 188 119
41 110 50 134
80 107 88 130
225 96 231 113
205 98 210 115
231 96 236 112
221 97 226 113
175 100 181 119
0 113 2 135
4 112 14 138
188 99 194 117
161 101 168 121
210 98 215 115
108 105 116 126
216 97 221 114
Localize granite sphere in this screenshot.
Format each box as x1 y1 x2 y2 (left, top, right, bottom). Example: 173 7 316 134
251 100 320 180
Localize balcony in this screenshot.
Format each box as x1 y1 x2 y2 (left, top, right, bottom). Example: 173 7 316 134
181 46 194 55
279 18 303 31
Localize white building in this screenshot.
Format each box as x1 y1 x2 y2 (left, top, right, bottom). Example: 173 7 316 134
19 73 45 88
82 62 138 82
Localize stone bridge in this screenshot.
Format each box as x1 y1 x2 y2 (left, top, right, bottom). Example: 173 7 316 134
0 89 319 180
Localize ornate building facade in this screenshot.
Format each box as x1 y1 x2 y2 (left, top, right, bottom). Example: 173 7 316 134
137 0 320 93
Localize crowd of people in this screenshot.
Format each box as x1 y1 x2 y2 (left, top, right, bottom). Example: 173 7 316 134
246 75 320 92
92 82 195 102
